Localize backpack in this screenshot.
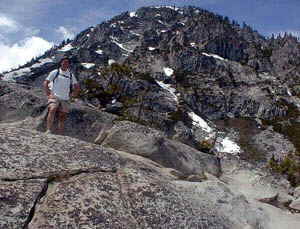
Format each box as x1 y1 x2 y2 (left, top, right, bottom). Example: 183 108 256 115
52 69 75 93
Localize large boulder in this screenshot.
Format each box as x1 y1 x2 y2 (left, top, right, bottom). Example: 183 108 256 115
294 186 300 199
251 127 296 161
290 198 300 211
0 81 46 123
100 121 221 176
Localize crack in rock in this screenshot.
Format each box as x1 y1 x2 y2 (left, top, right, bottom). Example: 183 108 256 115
22 180 48 229
1 167 118 182
3 168 118 229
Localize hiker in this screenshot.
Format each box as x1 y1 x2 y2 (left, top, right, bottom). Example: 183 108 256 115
43 57 80 134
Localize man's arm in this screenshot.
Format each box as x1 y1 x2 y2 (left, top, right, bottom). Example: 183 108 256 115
71 83 80 98
43 80 52 96
44 70 56 96
71 74 80 98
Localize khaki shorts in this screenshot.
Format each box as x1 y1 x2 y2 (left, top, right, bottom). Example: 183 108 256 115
48 97 70 113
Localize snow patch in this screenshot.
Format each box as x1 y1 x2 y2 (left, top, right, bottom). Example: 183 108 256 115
58 43 73 52
108 59 116 65
129 12 137 17
3 67 31 81
156 80 178 103
158 20 164 24
202 52 226 61
166 6 180 11
188 112 212 133
130 31 141 37
81 63 95 69
154 6 180 11
95 49 103 55
90 28 94 32
31 58 53 68
161 30 167 33
148 47 156 51
110 36 134 52
163 67 174 76
190 42 196 47
216 137 240 155
87 34 90 37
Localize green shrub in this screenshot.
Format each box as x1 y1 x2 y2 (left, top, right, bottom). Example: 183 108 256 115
261 47 273 58
198 139 214 154
268 154 300 187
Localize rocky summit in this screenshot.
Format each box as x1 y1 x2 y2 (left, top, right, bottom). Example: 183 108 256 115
1 5 300 229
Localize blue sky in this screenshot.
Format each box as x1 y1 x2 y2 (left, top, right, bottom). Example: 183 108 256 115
0 0 299 72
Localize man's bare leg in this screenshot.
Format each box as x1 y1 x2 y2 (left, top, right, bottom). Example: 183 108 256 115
57 111 67 134
46 107 57 133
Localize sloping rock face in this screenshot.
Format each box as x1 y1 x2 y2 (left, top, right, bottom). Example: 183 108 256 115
0 126 121 229
1 126 270 229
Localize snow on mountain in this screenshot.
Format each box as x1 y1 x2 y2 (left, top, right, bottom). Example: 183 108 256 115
129 12 137 17
31 58 53 68
215 137 241 155
163 67 174 76
95 49 103 55
81 63 95 69
58 44 73 52
110 36 134 53
156 80 178 103
188 111 213 133
202 52 226 61
3 68 31 81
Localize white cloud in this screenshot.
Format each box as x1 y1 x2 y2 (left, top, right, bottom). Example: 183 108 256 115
24 27 41 37
0 15 19 32
0 36 53 72
56 26 75 40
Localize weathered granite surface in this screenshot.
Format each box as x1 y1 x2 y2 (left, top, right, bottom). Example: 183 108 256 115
0 126 273 228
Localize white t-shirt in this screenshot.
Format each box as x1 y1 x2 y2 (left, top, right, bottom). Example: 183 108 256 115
46 68 78 101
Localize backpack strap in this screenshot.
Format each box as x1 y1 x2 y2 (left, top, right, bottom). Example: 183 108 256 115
52 69 60 84
70 72 73 85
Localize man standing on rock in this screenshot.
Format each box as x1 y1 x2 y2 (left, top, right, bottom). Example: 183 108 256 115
43 57 80 134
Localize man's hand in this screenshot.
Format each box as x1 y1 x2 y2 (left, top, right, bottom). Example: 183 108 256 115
71 84 80 98
70 92 77 99
43 80 52 97
47 93 55 99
